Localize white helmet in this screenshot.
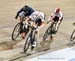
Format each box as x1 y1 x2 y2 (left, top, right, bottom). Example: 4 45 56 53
55 8 60 13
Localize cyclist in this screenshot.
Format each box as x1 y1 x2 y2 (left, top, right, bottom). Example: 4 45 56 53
47 8 63 39
15 5 35 39
25 11 45 50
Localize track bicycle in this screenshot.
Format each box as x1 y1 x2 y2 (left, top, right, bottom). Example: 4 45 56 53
70 23 75 44
12 22 28 41
43 21 59 41
24 21 38 53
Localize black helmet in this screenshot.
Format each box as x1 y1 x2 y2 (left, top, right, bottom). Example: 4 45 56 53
23 5 30 16
23 5 29 10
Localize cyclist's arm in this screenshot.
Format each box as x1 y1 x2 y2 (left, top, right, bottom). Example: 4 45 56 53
47 13 54 23
15 8 23 19
58 12 63 25
59 12 63 21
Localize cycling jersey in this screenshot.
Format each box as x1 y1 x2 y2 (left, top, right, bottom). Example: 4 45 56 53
16 6 35 18
51 11 63 20
29 11 45 22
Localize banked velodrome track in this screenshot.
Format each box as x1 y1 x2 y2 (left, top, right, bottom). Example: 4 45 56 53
0 0 75 61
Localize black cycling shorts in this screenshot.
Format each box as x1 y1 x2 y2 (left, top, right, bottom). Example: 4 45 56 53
53 16 63 22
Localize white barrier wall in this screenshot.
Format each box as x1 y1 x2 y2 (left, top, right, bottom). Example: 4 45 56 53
27 46 75 61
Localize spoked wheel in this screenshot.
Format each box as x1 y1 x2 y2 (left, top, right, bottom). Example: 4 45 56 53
12 23 21 40
24 31 31 53
70 29 75 42
43 26 51 40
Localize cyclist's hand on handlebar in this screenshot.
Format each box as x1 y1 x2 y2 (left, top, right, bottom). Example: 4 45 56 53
15 16 17 19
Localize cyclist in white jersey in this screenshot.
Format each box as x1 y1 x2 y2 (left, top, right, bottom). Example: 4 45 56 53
25 11 45 50
47 8 63 39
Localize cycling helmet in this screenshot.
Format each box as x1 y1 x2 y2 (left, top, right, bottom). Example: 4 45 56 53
23 5 29 10
55 8 60 13
23 5 29 15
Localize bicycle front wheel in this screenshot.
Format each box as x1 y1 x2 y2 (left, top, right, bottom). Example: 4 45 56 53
43 26 51 41
24 31 31 53
70 29 75 42
12 23 21 40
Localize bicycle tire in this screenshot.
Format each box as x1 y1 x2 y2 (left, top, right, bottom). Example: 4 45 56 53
24 30 31 53
70 29 75 41
31 31 38 48
12 23 21 40
43 26 51 40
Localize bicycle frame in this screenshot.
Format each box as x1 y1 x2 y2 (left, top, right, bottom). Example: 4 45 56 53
24 22 38 53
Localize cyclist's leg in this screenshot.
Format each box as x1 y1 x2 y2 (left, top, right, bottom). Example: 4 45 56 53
19 12 25 28
52 16 59 32
20 31 26 39
19 12 25 31
50 20 54 39
21 24 30 39
55 17 63 32
19 12 26 39
55 21 59 32
31 20 41 50
19 16 23 29
31 30 38 50
58 17 63 25
35 18 43 40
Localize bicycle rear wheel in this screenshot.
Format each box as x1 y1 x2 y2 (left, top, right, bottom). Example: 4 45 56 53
70 29 75 42
24 31 31 53
12 23 21 40
43 26 51 40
